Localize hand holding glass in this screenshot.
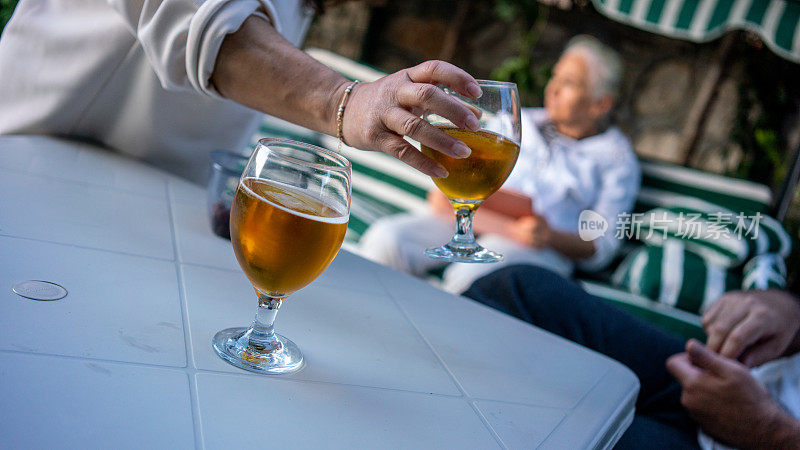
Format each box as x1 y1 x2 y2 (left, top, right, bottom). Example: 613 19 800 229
213 138 351 374
423 80 521 263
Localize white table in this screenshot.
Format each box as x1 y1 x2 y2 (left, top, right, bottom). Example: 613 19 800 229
0 136 638 449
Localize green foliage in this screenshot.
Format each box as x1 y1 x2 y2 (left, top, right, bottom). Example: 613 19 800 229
490 0 552 106
492 55 534 96
494 0 541 29
729 44 799 189
1 0 18 33
753 128 785 183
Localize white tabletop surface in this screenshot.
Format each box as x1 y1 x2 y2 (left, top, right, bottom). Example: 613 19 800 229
0 136 638 449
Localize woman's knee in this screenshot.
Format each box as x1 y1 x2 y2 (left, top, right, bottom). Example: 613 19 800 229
359 217 405 263
359 214 444 273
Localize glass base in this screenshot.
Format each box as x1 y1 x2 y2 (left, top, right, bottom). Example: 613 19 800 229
424 242 503 263
212 327 304 374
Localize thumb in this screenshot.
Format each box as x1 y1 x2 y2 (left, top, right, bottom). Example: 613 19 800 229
687 339 730 375
666 352 700 385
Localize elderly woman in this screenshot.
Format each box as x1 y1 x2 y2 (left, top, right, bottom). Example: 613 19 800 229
360 36 641 294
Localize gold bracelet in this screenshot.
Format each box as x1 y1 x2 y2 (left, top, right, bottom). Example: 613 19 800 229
336 80 359 148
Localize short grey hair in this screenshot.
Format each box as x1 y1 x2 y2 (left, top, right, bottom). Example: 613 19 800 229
562 35 623 100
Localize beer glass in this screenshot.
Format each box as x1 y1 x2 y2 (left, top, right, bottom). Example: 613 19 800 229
213 138 351 374
423 80 521 263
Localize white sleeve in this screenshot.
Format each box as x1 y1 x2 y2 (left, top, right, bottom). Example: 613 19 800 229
105 0 306 96
578 146 641 272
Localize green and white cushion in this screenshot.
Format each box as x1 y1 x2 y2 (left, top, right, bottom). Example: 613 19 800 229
636 160 773 213
754 214 793 258
742 253 788 290
635 202 750 268
612 240 740 314
634 199 791 268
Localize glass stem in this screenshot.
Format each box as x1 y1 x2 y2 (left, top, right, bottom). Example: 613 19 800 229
450 207 477 248
239 294 284 353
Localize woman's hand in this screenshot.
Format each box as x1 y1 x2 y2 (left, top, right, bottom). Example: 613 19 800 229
508 214 596 260
509 214 553 248
341 60 482 178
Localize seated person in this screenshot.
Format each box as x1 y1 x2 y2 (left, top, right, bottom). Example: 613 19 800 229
359 35 641 294
464 265 800 449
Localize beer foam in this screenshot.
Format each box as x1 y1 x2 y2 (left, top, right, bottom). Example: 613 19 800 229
240 178 349 224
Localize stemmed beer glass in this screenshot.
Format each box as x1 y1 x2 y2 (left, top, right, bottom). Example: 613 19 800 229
213 138 351 374
423 80 521 263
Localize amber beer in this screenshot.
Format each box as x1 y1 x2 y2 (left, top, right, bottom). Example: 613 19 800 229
230 177 348 297
421 127 520 208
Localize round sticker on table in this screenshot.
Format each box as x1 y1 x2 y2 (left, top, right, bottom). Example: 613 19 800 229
12 280 68 301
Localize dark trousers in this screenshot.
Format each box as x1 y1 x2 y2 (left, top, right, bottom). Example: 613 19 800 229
462 265 700 449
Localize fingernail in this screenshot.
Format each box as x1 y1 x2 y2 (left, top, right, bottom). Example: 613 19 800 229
466 115 480 131
467 82 482 98
433 165 449 178
453 142 471 158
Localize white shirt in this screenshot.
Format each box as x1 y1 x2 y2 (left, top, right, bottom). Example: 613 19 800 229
699 353 800 449
503 108 640 271
0 0 312 183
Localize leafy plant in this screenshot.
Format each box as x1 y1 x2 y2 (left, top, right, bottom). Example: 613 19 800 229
490 0 552 105
730 34 800 192
1 0 18 33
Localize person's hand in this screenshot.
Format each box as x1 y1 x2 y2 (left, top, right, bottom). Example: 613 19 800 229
341 60 482 178
666 340 798 449
702 289 800 367
509 214 553 248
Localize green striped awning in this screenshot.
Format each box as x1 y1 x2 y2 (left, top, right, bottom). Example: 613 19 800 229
592 0 800 63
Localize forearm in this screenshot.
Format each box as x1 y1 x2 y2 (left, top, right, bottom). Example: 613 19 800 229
784 292 800 357
548 230 596 260
755 409 800 449
211 15 348 137
786 329 800 357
